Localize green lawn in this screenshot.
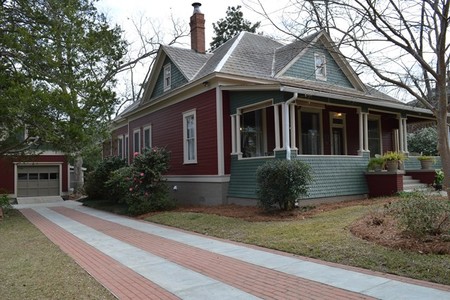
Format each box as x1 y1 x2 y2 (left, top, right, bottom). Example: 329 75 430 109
146 202 450 286
0 210 115 300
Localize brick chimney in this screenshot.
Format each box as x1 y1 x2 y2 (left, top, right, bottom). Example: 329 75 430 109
190 3 205 53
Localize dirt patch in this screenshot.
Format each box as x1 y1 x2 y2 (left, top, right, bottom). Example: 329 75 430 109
150 198 392 222
350 209 450 255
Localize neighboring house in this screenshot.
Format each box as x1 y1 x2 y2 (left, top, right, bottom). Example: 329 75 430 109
0 147 70 200
106 3 436 206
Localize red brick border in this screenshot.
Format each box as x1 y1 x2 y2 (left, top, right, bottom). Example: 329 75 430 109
20 209 179 300
53 207 374 300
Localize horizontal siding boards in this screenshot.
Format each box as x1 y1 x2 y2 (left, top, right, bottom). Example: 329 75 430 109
228 156 273 198
128 89 218 176
151 56 188 99
229 91 290 114
228 155 369 200
283 43 354 88
298 155 368 199
0 159 15 193
404 157 442 170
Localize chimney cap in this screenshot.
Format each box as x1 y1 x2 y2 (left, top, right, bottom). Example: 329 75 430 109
192 2 202 14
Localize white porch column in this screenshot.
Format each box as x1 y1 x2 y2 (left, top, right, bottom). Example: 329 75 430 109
358 111 364 152
398 116 404 152
363 113 369 151
282 103 289 151
290 103 297 150
231 115 236 154
236 110 242 155
274 104 281 150
402 118 408 153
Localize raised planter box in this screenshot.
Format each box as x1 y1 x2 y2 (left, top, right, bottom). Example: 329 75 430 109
365 171 404 198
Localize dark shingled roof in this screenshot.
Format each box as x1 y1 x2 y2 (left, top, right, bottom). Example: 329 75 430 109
162 45 212 80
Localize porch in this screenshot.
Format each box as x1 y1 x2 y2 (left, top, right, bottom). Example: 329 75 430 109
226 90 438 204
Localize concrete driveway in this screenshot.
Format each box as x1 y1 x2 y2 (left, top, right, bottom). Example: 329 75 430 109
17 201 450 300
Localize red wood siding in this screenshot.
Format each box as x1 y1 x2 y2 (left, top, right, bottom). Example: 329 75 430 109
127 89 218 175
0 158 15 194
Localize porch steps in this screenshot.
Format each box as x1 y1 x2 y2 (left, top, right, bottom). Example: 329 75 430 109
402 175 430 192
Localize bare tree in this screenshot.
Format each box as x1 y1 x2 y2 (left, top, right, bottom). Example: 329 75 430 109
248 0 450 198
113 13 189 116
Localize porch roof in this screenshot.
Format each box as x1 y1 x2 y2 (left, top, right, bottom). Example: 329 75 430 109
280 85 433 116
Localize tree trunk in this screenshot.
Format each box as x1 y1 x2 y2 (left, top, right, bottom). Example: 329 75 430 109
73 155 84 194
436 93 450 201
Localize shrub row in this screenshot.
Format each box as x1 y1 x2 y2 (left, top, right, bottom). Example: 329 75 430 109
85 148 174 215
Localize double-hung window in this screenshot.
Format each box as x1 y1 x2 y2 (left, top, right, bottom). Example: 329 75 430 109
124 134 129 162
117 136 123 158
314 53 327 81
183 110 197 164
143 125 152 150
133 129 141 154
163 64 171 91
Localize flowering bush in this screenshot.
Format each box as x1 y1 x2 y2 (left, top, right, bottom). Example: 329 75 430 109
256 159 312 211
107 147 174 215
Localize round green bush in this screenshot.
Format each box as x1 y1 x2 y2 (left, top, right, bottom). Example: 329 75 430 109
256 159 312 211
84 156 127 200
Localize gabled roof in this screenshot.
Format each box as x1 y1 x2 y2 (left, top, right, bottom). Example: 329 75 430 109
118 30 411 120
273 31 320 76
162 45 212 80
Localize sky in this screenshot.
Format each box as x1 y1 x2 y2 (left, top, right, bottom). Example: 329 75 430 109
96 0 291 45
94 0 292 103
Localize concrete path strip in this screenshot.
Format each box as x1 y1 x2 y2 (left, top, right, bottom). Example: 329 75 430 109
17 201 450 300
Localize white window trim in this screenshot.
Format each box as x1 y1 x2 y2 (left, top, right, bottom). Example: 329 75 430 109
163 63 171 91
117 136 124 159
133 129 141 154
314 53 327 81
183 109 197 164
143 125 152 150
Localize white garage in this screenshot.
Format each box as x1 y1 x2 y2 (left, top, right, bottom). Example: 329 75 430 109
17 165 60 197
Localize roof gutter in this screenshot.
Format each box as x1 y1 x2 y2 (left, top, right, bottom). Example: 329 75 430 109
280 85 433 116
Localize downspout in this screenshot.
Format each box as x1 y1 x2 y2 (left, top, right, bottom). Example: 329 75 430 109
283 91 298 160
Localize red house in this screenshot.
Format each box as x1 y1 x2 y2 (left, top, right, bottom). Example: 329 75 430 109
106 3 437 206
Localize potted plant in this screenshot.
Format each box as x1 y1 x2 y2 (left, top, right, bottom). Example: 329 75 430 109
382 151 406 172
434 169 444 191
417 155 436 170
367 157 385 172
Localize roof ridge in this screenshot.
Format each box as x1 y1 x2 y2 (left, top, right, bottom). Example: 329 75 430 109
214 32 246 72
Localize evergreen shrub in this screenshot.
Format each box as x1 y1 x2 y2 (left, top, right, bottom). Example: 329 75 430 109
256 159 312 211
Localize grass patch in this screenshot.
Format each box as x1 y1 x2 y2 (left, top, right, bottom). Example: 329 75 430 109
147 203 450 285
0 210 115 299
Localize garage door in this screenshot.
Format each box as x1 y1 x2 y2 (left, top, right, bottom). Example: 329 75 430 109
17 166 60 197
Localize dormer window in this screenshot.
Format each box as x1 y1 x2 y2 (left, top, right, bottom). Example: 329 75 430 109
315 53 327 81
163 63 171 91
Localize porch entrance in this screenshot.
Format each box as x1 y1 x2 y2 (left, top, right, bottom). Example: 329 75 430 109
368 119 382 156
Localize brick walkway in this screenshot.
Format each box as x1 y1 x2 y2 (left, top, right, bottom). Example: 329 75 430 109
18 202 450 300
